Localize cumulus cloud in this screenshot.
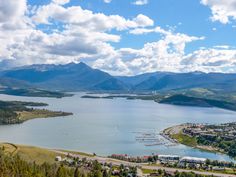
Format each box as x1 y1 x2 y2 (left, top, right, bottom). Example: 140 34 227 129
32 4 153 30
0 0 236 75
0 0 27 23
104 0 112 3
104 27 205 74
133 0 149 6
52 0 70 5
0 0 33 61
201 0 236 24
0 0 154 73
182 47 236 73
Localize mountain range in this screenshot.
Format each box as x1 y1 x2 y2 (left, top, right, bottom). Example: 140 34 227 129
0 62 236 93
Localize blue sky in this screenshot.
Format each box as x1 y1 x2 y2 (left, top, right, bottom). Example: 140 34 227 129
0 0 236 75
29 0 236 51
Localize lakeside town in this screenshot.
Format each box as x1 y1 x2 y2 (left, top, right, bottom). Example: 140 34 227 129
159 122 236 165
183 122 236 141
181 122 236 158
54 150 236 176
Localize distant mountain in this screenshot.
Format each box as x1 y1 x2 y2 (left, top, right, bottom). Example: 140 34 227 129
0 62 128 91
1 62 236 93
116 72 160 86
0 77 29 88
118 72 236 93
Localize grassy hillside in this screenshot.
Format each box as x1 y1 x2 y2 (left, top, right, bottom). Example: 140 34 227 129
0 144 88 177
0 143 61 164
0 143 221 177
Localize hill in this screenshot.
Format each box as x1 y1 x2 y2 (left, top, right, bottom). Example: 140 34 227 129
159 94 236 111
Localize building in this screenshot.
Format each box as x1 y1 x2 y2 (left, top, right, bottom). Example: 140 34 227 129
179 156 206 164
158 155 180 163
55 156 62 162
110 154 129 160
139 156 151 163
212 167 225 171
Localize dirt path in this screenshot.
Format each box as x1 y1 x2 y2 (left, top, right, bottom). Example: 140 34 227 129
0 142 18 155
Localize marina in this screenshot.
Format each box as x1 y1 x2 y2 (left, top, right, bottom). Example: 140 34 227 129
134 132 179 147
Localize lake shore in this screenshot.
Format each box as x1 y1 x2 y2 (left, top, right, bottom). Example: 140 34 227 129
161 124 224 155
0 99 73 125
0 92 235 162
17 109 73 123
0 108 73 125
81 93 236 112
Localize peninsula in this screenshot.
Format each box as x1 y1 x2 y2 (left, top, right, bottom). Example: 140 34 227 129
0 100 72 125
162 123 236 158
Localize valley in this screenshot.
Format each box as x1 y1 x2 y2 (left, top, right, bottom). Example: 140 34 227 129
0 63 236 175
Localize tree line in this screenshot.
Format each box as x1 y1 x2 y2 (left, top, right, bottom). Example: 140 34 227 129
197 135 236 158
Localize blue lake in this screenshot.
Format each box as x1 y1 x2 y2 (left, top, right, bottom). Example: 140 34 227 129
0 93 236 162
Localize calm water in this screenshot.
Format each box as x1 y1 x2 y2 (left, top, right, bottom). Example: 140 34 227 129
0 93 236 162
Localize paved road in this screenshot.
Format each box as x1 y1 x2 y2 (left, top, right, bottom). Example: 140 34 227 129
142 165 236 177
53 150 236 177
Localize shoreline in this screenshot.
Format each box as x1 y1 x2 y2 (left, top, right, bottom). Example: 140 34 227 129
81 93 236 112
0 109 73 125
161 124 227 156
17 109 73 123
0 99 73 125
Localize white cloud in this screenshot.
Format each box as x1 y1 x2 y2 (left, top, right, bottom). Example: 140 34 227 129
133 0 149 6
133 14 154 27
93 27 205 75
0 0 236 75
0 1 154 73
32 4 154 30
201 0 236 24
182 48 236 73
213 45 231 49
0 0 27 23
130 26 205 54
0 0 32 61
52 0 70 5
104 0 112 3
95 25 236 75
130 26 170 35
